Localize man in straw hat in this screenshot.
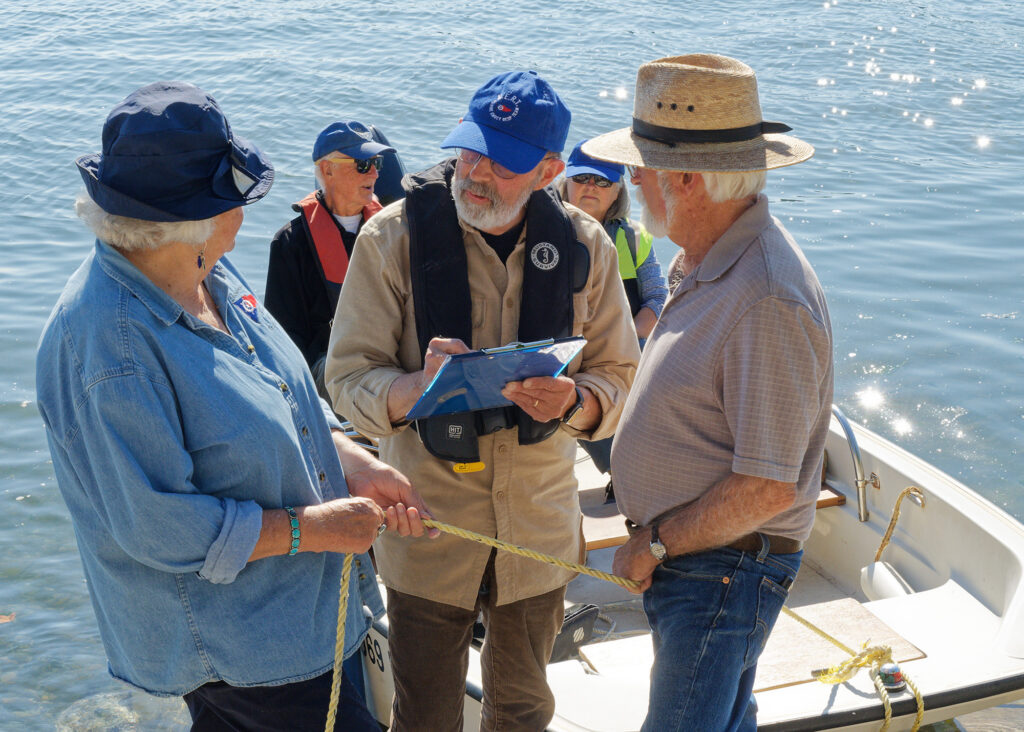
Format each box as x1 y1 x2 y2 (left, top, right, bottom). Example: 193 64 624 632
586 54 834 730
326 70 639 730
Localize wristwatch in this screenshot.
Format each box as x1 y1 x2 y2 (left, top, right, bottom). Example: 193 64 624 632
561 387 585 426
649 522 668 562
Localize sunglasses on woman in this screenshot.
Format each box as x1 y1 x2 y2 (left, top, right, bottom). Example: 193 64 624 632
570 174 614 188
328 156 384 174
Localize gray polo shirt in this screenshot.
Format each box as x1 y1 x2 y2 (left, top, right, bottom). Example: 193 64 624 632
611 195 833 541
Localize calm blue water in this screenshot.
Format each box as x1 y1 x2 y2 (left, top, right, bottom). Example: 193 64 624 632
1 0 1022 727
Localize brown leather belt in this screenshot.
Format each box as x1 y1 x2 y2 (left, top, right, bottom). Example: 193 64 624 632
623 521 802 555
726 532 803 555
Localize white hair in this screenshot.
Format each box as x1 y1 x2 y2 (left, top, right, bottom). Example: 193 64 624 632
700 170 766 203
75 194 215 252
313 156 329 190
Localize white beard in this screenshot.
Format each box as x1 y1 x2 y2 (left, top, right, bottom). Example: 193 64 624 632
452 173 534 232
635 183 669 238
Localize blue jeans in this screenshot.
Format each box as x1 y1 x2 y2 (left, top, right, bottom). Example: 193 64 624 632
641 538 802 732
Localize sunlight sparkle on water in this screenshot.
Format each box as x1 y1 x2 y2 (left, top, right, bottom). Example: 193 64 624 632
891 417 913 435
951 97 963 106
858 387 885 411
614 87 628 100
974 79 987 89
977 135 991 149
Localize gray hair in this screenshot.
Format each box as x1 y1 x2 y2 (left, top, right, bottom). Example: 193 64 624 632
701 170 766 203
75 194 215 252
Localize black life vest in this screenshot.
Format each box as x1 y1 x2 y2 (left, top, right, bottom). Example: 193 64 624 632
404 159 589 463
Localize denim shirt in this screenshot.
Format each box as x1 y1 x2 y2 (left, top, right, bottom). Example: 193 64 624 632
36 240 383 696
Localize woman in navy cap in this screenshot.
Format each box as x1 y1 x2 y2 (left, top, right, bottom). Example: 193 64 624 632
559 140 668 492
35 81 435 731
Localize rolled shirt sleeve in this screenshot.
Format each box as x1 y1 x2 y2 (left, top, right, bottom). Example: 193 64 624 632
720 296 833 483
75 371 263 584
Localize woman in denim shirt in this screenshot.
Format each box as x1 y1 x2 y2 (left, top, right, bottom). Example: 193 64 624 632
35 82 435 731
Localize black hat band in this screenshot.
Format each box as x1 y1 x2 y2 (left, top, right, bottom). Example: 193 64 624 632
632 118 793 146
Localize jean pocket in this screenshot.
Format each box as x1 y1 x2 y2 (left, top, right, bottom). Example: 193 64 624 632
744 575 790 666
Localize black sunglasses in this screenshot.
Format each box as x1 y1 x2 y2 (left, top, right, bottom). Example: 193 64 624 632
570 173 614 188
328 156 384 174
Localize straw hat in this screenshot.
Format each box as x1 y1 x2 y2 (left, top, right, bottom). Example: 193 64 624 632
583 54 813 173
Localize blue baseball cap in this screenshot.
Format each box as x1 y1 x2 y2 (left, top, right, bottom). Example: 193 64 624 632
76 82 274 222
312 120 395 162
564 140 624 183
440 70 571 175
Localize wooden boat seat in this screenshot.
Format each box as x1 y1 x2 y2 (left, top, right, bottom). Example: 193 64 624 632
582 485 846 552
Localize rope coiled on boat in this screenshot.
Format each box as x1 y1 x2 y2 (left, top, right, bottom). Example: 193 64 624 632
782 604 925 731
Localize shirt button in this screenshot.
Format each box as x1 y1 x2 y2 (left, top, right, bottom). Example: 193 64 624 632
319 472 326 482
359 573 367 580
496 491 504 500
301 427 309 436
497 444 507 454
247 345 255 353
280 383 289 393
356 559 362 567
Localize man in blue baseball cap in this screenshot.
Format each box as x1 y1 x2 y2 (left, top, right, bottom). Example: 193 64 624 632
265 120 399 403
326 70 640 730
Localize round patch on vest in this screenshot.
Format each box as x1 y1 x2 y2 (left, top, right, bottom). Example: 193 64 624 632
530 242 559 271
490 93 521 123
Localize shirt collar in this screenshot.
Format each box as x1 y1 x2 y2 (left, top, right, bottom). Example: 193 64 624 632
693 194 772 283
93 239 229 327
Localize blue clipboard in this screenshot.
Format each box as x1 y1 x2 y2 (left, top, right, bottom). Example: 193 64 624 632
405 337 586 421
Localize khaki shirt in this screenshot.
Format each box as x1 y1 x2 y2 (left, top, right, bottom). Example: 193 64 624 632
325 196 640 609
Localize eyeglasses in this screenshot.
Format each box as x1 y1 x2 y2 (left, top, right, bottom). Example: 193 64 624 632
456 149 517 180
327 156 383 174
570 174 614 188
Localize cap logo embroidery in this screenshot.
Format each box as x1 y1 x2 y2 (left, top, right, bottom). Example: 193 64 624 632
234 294 260 322
448 424 464 439
489 93 521 123
530 242 559 271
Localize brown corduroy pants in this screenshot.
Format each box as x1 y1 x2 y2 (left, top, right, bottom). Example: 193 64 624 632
385 554 566 732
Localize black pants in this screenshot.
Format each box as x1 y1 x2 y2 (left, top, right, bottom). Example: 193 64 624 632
184 668 379 731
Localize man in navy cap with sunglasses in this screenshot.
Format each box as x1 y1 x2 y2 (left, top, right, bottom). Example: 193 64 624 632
326 71 639 730
265 121 396 403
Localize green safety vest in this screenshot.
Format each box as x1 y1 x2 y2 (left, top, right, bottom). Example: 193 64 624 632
608 220 653 316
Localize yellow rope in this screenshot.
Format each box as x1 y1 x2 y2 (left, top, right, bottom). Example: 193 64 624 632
875 486 926 563
421 518 643 591
325 553 353 732
784 605 925 731
781 605 857 656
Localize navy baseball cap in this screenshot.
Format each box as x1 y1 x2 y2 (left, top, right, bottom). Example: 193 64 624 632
564 140 624 183
440 70 571 175
76 82 274 222
312 120 395 162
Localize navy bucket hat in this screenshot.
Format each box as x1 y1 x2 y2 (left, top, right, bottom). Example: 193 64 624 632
564 140 624 183
76 82 274 222
440 70 571 175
